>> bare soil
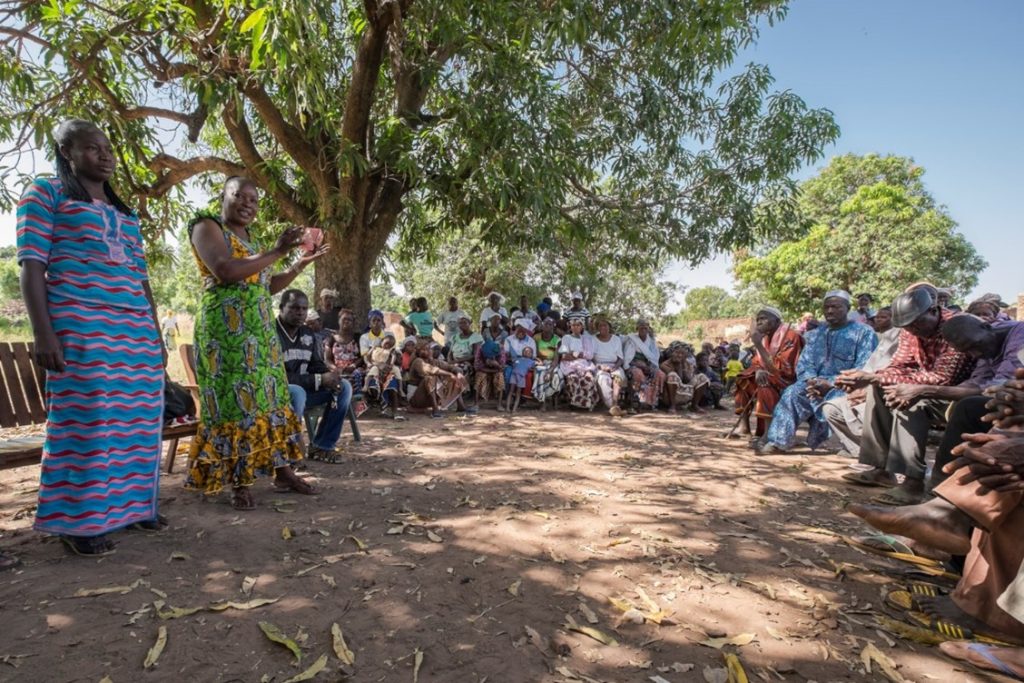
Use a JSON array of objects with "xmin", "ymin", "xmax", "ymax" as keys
[{"xmin": 0, "ymin": 407, "xmax": 1010, "ymax": 682}]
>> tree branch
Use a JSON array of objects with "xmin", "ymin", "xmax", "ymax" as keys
[
  {"xmin": 221, "ymin": 99, "xmax": 312, "ymax": 225},
  {"xmin": 142, "ymin": 153, "xmax": 246, "ymax": 197}
]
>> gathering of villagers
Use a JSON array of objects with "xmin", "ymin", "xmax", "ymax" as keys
[{"xmin": 7, "ymin": 119, "xmax": 1024, "ymax": 679}]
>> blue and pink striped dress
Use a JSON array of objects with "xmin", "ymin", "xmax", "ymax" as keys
[{"xmin": 16, "ymin": 177, "xmax": 163, "ymax": 537}]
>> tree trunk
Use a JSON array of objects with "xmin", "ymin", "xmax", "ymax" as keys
[{"xmin": 314, "ymin": 225, "xmax": 381, "ymax": 323}]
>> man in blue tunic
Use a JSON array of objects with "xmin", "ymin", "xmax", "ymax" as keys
[{"xmin": 755, "ymin": 290, "xmax": 878, "ymax": 455}]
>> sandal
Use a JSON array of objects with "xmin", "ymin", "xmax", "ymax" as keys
[
  {"xmin": 61, "ymin": 534, "xmax": 116, "ymax": 557},
  {"xmin": 231, "ymin": 488, "xmax": 256, "ymax": 511},
  {"xmin": 308, "ymin": 446, "xmax": 344, "ymax": 464},
  {"xmin": 129, "ymin": 514, "xmax": 169, "ymax": 532},
  {"xmin": 906, "ymin": 610, "xmax": 1015, "ymax": 645},
  {"xmin": 841, "ymin": 534, "xmax": 947, "ymax": 568},
  {"xmin": 0, "ymin": 550, "xmax": 21, "ymax": 570},
  {"xmin": 871, "ymin": 488, "xmax": 924, "ymax": 506},
  {"xmin": 943, "ymin": 643, "xmax": 1024, "ymax": 681},
  {"xmin": 274, "ymin": 473, "xmax": 318, "ymax": 496},
  {"xmin": 841, "ymin": 469, "xmax": 897, "ymax": 488}
]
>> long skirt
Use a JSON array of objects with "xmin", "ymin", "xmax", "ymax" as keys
[
  {"xmin": 596, "ymin": 368, "xmax": 626, "ymax": 408},
  {"xmin": 364, "ymin": 365, "xmax": 401, "ymax": 407},
  {"xmin": 628, "ymin": 367, "xmax": 665, "ymax": 407},
  {"xmin": 410, "ymin": 374, "xmax": 467, "ymax": 411},
  {"xmin": 532, "ymin": 362, "xmax": 563, "ymax": 401},
  {"xmin": 561, "ymin": 360, "xmax": 598, "ymax": 409},
  {"xmin": 34, "ymin": 298, "xmax": 164, "ymax": 536},
  {"xmin": 475, "ymin": 370, "xmax": 505, "ymax": 401}
]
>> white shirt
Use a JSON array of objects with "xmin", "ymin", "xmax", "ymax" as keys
[
  {"xmin": 592, "ymin": 335, "xmax": 624, "ymax": 365},
  {"xmin": 479, "ymin": 306, "xmax": 508, "ymax": 324},
  {"xmin": 504, "ymin": 334, "xmax": 537, "ymax": 359},
  {"xmin": 436, "ymin": 309, "xmax": 467, "ymax": 344}
]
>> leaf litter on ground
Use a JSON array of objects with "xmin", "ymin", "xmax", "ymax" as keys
[
  {"xmin": 143, "ymin": 626, "xmax": 167, "ymax": 669},
  {"xmin": 259, "ymin": 621, "xmax": 303, "ymax": 664}
]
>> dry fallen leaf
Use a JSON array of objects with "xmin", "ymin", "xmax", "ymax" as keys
[
  {"xmin": 281, "ymin": 526, "xmax": 294, "ymax": 540},
  {"xmin": 259, "ymin": 621, "xmax": 302, "ymax": 664},
  {"xmin": 143, "ymin": 626, "xmax": 167, "ymax": 669},
  {"xmin": 167, "ymin": 551, "xmax": 190, "ymax": 563},
  {"xmin": 241, "ymin": 576, "xmax": 257, "ymax": 597},
  {"xmin": 507, "ymin": 579, "xmax": 522, "ymax": 597},
  {"xmin": 860, "ymin": 642, "xmax": 907, "ymax": 683},
  {"xmin": 413, "ymin": 648, "xmax": 424, "ymax": 683},
  {"xmin": 702, "ymin": 665, "xmax": 728, "ymax": 683},
  {"xmin": 578, "ymin": 601, "xmax": 599, "ymax": 624},
  {"xmin": 764, "ymin": 626, "xmax": 786, "ymax": 641},
  {"xmin": 472, "ymin": 556, "xmax": 486, "ymax": 567},
  {"xmin": 72, "ymin": 584, "xmax": 138, "ymax": 598},
  {"xmin": 563, "ymin": 615, "xmax": 618, "ymax": 646},
  {"xmin": 320, "ymin": 574, "xmax": 337, "ymax": 589},
  {"xmin": 209, "ymin": 597, "xmax": 281, "ymax": 612},
  {"xmin": 426, "ymin": 530, "xmax": 443, "ymax": 543},
  {"xmin": 152, "ymin": 600, "xmax": 204, "ymax": 620},
  {"xmin": 723, "ymin": 653, "xmax": 749, "ymax": 683},
  {"xmin": 331, "ymin": 623, "xmax": 355, "ymax": 666},
  {"xmin": 700, "ymin": 633, "xmax": 757, "ymax": 649},
  {"xmin": 281, "ymin": 654, "xmax": 327, "ymax": 683}
]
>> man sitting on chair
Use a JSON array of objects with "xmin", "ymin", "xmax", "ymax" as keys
[{"xmin": 276, "ymin": 289, "xmax": 353, "ymax": 464}]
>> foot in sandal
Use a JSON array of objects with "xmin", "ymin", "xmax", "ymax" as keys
[
  {"xmin": 61, "ymin": 534, "xmax": 116, "ymax": 557},
  {"xmin": 847, "ymin": 497, "xmax": 971, "ymax": 556},
  {"xmin": 940, "ymin": 641, "xmax": 1024, "ymax": 680}
]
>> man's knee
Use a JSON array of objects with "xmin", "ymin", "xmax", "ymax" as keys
[{"xmin": 288, "ymin": 384, "xmax": 307, "ymax": 416}]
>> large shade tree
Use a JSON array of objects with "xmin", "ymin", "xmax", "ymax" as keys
[
  {"xmin": 1, "ymin": 0, "xmax": 839, "ymax": 317},
  {"xmin": 734, "ymin": 153, "xmax": 987, "ymax": 317}
]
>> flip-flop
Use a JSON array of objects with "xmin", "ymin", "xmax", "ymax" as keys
[
  {"xmin": 231, "ymin": 490, "xmax": 257, "ymax": 511},
  {"xmin": 841, "ymin": 534, "xmax": 946, "ymax": 568},
  {"xmin": 841, "ymin": 470, "xmax": 897, "ymax": 488},
  {"xmin": 957, "ymin": 643, "xmax": 1024, "ymax": 681},
  {"xmin": 61, "ymin": 535, "xmax": 116, "ymax": 557},
  {"xmin": 871, "ymin": 489, "xmax": 925, "ymax": 506},
  {"xmin": 307, "ymin": 447, "xmax": 344, "ymax": 464},
  {"xmin": 878, "ymin": 564, "xmax": 962, "ymax": 584},
  {"xmin": 906, "ymin": 610, "xmax": 1015, "ymax": 645}
]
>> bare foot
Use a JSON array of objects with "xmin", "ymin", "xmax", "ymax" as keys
[
  {"xmin": 940, "ymin": 641, "xmax": 1024, "ymax": 678},
  {"xmin": 847, "ymin": 498, "xmax": 971, "ymax": 555}
]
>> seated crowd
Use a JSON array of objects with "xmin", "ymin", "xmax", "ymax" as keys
[{"xmin": 293, "ymin": 289, "xmax": 739, "ymax": 425}]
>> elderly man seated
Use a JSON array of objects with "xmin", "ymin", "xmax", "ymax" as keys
[
  {"xmin": 733, "ymin": 306, "xmax": 804, "ymax": 439},
  {"xmin": 276, "ymin": 289, "xmax": 353, "ymax": 464},
  {"xmin": 838, "ymin": 285, "xmax": 974, "ymax": 504},
  {"xmin": 822, "ymin": 306, "xmax": 902, "ymax": 457},
  {"xmin": 755, "ymin": 291, "xmax": 878, "ymax": 455}
]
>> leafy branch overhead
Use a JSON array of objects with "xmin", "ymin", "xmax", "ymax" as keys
[{"xmin": 0, "ymin": 0, "xmax": 838, "ymax": 314}]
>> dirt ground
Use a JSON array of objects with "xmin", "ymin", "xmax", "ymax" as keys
[{"xmin": 0, "ymin": 406, "xmax": 1012, "ymax": 683}]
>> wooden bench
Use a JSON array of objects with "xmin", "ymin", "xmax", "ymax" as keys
[{"xmin": 0, "ymin": 341, "xmax": 198, "ymax": 472}]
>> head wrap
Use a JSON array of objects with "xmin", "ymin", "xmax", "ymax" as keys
[
  {"xmin": 401, "ymin": 337, "xmax": 416, "ymax": 349},
  {"xmin": 319, "ymin": 288, "xmax": 339, "ymax": 299},
  {"xmin": 383, "ymin": 330, "xmax": 395, "ymax": 338},
  {"xmin": 757, "ymin": 306, "xmax": 784, "ymax": 322},
  {"xmin": 515, "ymin": 317, "xmax": 536, "ymax": 332},
  {"xmin": 457, "ymin": 311, "xmax": 472, "ymax": 322},
  {"xmin": 486, "ymin": 291, "xmax": 505, "ymax": 303},
  {"xmin": 368, "ymin": 308, "xmax": 384, "ymax": 321},
  {"xmin": 571, "ymin": 291, "xmax": 584, "ymax": 301},
  {"xmin": 306, "ymin": 310, "xmax": 320, "ymax": 321},
  {"xmin": 537, "ymin": 302, "xmax": 551, "ymax": 315},
  {"xmin": 824, "ymin": 290, "xmax": 852, "ymax": 303},
  {"xmin": 481, "ymin": 340, "xmax": 501, "ymax": 360}
]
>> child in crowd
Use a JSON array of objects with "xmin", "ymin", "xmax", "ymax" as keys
[
  {"xmin": 401, "ymin": 297, "xmax": 436, "ymax": 342},
  {"xmin": 364, "ymin": 332, "xmax": 403, "ymax": 416},
  {"xmin": 506, "ymin": 346, "xmax": 536, "ymax": 413},
  {"xmin": 724, "ymin": 348, "xmax": 743, "ymax": 393}
]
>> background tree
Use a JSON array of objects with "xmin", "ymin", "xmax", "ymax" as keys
[
  {"xmin": 1, "ymin": 0, "xmax": 838, "ymax": 319},
  {"xmin": 734, "ymin": 154, "xmax": 986, "ymax": 318}
]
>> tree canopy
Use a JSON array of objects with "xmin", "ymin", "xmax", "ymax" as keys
[
  {"xmin": 734, "ymin": 153, "xmax": 987, "ymax": 317},
  {"xmin": 1, "ymin": 0, "xmax": 839, "ymax": 318}
]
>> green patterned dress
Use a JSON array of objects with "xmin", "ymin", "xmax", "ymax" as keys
[{"xmin": 184, "ymin": 215, "xmax": 304, "ymax": 494}]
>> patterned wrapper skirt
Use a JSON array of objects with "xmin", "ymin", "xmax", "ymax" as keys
[{"xmin": 34, "ymin": 298, "xmax": 164, "ymax": 537}]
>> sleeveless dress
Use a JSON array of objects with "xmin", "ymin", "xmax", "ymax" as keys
[
  {"xmin": 16, "ymin": 177, "xmax": 164, "ymax": 536},
  {"xmin": 183, "ymin": 215, "xmax": 304, "ymax": 494}
]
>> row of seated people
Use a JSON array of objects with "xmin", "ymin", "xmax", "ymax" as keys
[{"xmin": 733, "ymin": 283, "xmax": 1024, "ymax": 672}]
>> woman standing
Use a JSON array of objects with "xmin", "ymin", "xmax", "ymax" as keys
[
  {"xmin": 18, "ymin": 120, "xmax": 165, "ymax": 555},
  {"xmin": 185, "ymin": 176, "xmax": 326, "ymax": 510},
  {"xmin": 592, "ymin": 317, "xmax": 626, "ymax": 416}
]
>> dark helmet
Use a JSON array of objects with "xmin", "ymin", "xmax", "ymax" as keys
[{"xmin": 892, "ymin": 287, "xmax": 935, "ymax": 328}]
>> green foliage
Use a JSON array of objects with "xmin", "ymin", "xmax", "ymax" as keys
[
  {"xmin": 146, "ymin": 237, "xmax": 201, "ymax": 315},
  {"xmin": 670, "ymin": 285, "xmax": 759, "ymax": 327},
  {"xmin": 0, "ymin": 258, "xmax": 21, "ymax": 301},
  {"xmin": 388, "ymin": 225, "xmax": 678, "ymax": 330},
  {"xmin": 735, "ymin": 154, "xmax": 987, "ymax": 318},
  {"xmin": 0, "ymin": 0, "xmax": 839, "ymax": 317}
]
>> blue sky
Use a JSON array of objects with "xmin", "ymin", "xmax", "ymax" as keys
[{"xmin": 669, "ymin": 0, "xmax": 1024, "ymax": 310}]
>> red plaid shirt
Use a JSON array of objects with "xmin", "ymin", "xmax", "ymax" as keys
[{"xmin": 875, "ymin": 309, "xmax": 974, "ymax": 386}]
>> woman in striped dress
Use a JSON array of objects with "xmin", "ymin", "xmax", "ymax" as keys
[{"xmin": 17, "ymin": 120, "xmax": 166, "ymax": 556}]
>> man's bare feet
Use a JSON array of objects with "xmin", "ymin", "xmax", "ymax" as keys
[
  {"xmin": 940, "ymin": 641, "xmax": 1024, "ymax": 679},
  {"xmin": 847, "ymin": 497, "xmax": 972, "ymax": 555}
]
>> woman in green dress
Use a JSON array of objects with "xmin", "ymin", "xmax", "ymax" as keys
[{"xmin": 185, "ymin": 176, "xmax": 328, "ymax": 510}]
